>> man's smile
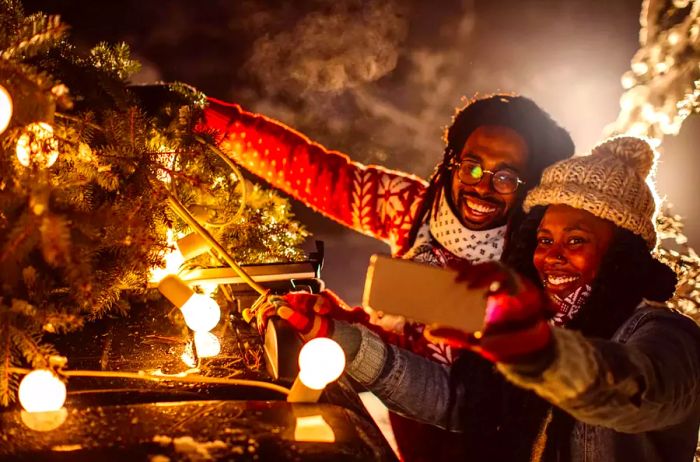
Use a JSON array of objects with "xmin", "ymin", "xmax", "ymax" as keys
[{"xmin": 460, "ymin": 195, "xmax": 502, "ymax": 223}]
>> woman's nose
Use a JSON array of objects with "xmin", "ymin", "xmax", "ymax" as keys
[{"xmin": 544, "ymin": 244, "xmax": 566, "ymax": 264}]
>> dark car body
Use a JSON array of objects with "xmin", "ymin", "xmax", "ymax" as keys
[{"xmin": 0, "ymin": 259, "xmax": 397, "ymax": 461}]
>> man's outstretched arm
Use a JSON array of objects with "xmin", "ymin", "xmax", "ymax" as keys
[{"xmin": 199, "ymin": 98, "xmax": 428, "ymax": 254}]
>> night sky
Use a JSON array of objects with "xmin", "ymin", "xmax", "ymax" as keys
[{"xmin": 23, "ymin": 0, "xmax": 700, "ymax": 304}]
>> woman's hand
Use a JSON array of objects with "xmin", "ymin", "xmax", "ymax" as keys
[{"xmin": 427, "ymin": 261, "xmax": 555, "ymax": 364}]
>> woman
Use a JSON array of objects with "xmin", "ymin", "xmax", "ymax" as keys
[{"xmin": 268, "ymin": 136, "xmax": 700, "ymax": 461}]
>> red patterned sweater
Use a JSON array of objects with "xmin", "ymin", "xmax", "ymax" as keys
[{"xmin": 200, "ymin": 98, "xmax": 428, "ymax": 256}]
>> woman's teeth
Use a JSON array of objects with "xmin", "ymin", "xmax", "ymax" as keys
[{"xmin": 547, "ymin": 275, "xmax": 578, "ymax": 286}]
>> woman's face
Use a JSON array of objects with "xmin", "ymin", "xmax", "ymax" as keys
[{"xmin": 533, "ymin": 204, "xmax": 616, "ymax": 302}]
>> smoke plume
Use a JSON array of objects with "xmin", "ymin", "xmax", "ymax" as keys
[{"xmin": 246, "ymin": 0, "xmax": 407, "ymax": 94}]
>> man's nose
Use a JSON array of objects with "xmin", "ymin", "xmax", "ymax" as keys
[{"xmin": 473, "ymin": 172, "xmax": 495, "ymax": 196}]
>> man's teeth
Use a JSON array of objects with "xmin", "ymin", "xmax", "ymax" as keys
[
  {"xmin": 547, "ymin": 275, "xmax": 578, "ymax": 285},
  {"xmin": 466, "ymin": 199, "xmax": 496, "ymax": 214}
]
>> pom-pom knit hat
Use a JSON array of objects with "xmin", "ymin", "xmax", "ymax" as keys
[{"xmin": 523, "ymin": 136, "xmax": 659, "ymax": 249}]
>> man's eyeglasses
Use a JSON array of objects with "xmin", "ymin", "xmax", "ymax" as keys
[{"xmin": 449, "ymin": 158, "xmax": 525, "ymax": 194}]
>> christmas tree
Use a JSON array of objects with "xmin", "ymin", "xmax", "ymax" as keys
[{"xmin": 0, "ymin": 0, "xmax": 307, "ymax": 405}]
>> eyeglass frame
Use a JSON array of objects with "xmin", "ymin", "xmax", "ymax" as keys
[{"xmin": 447, "ymin": 157, "xmax": 526, "ymax": 194}]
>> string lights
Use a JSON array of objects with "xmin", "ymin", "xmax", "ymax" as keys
[
  {"xmin": 288, "ymin": 338, "xmax": 346, "ymax": 403},
  {"xmin": 15, "ymin": 122, "xmax": 59, "ymax": 168},
  {"xmin": 18, "ymin": 369, "xmax": 66, "ymax": 413},
  {"xmin": 158, "ymin": 274, "xmax": 221, "ymax": 332},
  {"xmin": 0, "ymin": 84, "xmax": 13, "ymax": 134}
]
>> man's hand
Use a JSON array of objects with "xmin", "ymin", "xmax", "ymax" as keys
[{"xmin": 247, "ymin": 290, "xmax": 352, "ymax": 341}]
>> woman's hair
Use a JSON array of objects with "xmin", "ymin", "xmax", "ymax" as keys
[{"xmin": 402, "ymin": 95, "xmax": 574, "ymax": 254}]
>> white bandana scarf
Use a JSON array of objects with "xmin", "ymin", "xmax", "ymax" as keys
[
  {"xmin": 425, "ymin": 193, "xmax": 507, "ymax": 264},
  {"xmin": 551, "ymin": 284, "xmax": 592, "ymax": 326}
]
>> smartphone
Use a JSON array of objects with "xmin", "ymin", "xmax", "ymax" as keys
[{"xmin": 362, "ymin": 254, "xmax": 488, "ymax": 333}]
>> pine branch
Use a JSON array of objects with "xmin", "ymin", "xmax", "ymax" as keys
[
  {"xmin": 0, "ymin": 210, "xmax": 39, "ymax": 266},
  {"xmin": 40, "ymin": 213, "xmax": 72, "ymax": 267},
  {"xmin": 656, "ymin": 210, "xmax": 700, "ymax": 323},
  {"xmin": 9, "ymin": 322, "xmax": 54, "ymax": 368},
  {"xmin": 1, "ymin": 13, "xmax": 68, "ymax": 60},
  {"xmin": 88, "ymin": 42, "xmax": 140, "ymax": 81}
]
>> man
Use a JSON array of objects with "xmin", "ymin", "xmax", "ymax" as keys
[{"xmin": 199, "ymin": 94, "xmax": 574, "ymax": 460}]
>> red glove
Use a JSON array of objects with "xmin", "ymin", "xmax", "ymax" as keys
[
  {"xmin": 247, "ymin": 290, "xmax": 357, "ymax": 341},
  {"xmin": 426, "ymin": 261, "xmax": 554, "ymax": 364}
]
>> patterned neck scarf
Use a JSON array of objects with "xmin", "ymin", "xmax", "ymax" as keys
[
  {"xmin": 550, "ymin": 284, "xmax": 592, "ymax": 326},
  {"xmin": 426, "ymin": 193, "xmax": 507, "ymax": 264}
]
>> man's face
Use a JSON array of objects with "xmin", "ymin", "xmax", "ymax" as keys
[
  {"xmin": 449, "ymin": 125, "xmax": 529, "ymax": 230},
  {"xmin": 533, "ymin": 204, "xmax": 615, "ymax": 303}
]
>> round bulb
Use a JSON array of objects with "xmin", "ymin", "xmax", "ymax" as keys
[
  {"xmin": 18, "ymin": 369, "xmax": 66, "ymax": 413},
  {"xmin": 180, "ymin": 294, "xmax": 221, "ymax": 332},
  {"xmin": 194, "ymin": 331, "xmax": 221, "ymax": 358},
  {"xmin": 0, "ymin": 85, "xmax": 12, "ymax": 134},
  {"xmin": 16, "ymin": 122, "xmax": 59, "ymax": 168},
  {"xmin": 297, "ymin": 338, "xmax": 346, "ymax": 390}
]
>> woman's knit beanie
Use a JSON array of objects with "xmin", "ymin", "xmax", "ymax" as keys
[{"xmin": 523, "ymin": 136, "xmax": 659, "ymax": 249}]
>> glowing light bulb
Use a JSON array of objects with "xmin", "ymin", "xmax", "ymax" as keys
[
  {"xmin": 19, "ymin": 369, "xmax": 66, "ymax": 413},
  {"xmin": 620, "ymin": 71, "xmax": 636, "ymax": 90},
  {"xmin": 667, "ymin": 30, "xmax": 681, "ymax": 46},
  {"xmin": 16, "ymin": 122, "xmax": 59, "ymax": 168},
  {"xmin": 631, "ymin": 61, "xmax": 649, "ymax": 76},
  {"xmin": 194, "ymin": 331, "xmax": 221, "ymax": 358},
  {"xmin": 158, "ymin": 275, "xmax": 221, "ymax": 332},
  {"xmin": 180, "ymin": 294, "xmax": 221, "ymax": 332},
  {"xmin": 297, "ymin": 338, "xmax": 346, "ymax": 390},
  {"xmin": 655, "ymin": 61, "xmax": 669, "ymax": 74},
  {"xmin": 0, "ymin": 84, "xmax": 12, "ymax": 134}
]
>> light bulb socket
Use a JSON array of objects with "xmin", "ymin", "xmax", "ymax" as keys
[
  {"xmin": 176, "ymin": 233, "xmax": 211, "ymax": 260},
  {"xmin": 287, "ymin": 376, "xmax": 323, "ymax": 403},
  {"xmin": 158, "ymin": 274, "xmax": 194, "ymax": 308}
]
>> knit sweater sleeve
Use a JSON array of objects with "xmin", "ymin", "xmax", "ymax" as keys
[
  {"xmin": 498, "ymin": 309, "xmax": 700, "ymax": 433},
  {"xmin": 198, "ymin": 97, "xmax": 428, "ymax": 253},
  {"xmin": 332, "ymin": 321, "xmax": 465, "ymax": 430}
]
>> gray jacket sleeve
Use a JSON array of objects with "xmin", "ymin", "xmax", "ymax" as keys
[
  {"xmin": 498, "ymin": 308, "xmax": 700, "ymax": 433},
  {"xmin": 332, "ymin": 321, "xmax": 464, "ymax": 430}
]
